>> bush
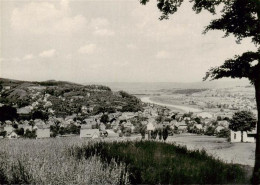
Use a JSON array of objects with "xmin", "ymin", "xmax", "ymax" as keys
[
  {"xmin": 15, "ymin": 128, "xmax": 24, "ymax": 136},
  {"xmin": 0, "ymin": 131, "xmax": 7, "ymax": 137},
  {"xmin": 24, "ymin": 129, "xmax": 36, "ymax": 139},
  {"xmin": 217, "ymin": 128, "xmax": 230, "ymax": 138},
  {"xmin": 205, "ymin": 126, "xmax": 216, "ymax": 136}
]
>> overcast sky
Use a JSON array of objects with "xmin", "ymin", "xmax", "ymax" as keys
[{"xmin": 0, "ymin": 0, "xmax": 257, "ymax": 83}]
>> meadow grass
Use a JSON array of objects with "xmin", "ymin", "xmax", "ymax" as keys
[
  {"xmin": 0, "ymin": 137, "xmax": 250, "ymax": 184},
  {"xmin": 0, "ymin": 137, "xmax": 129, "ymax": 184},
  {"xmin": 69, "ymin": 140, "xmax": 249, "ymax": 184}
]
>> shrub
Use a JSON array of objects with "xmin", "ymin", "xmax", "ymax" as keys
[
  {"xmin": 24, "ymin": 129, "xmax": 36, "ymax": 139},
  {"xmin": 217, "ymin": 128, "xmax": 230, "ymax": 138},
  {"xmin": 15, "ymin": 128, "xmax": 25, "ymax": 136},
  {"xmin": 205, "ymin": 126, "xmax": 216, "ymax": 136},
  {"xmin": 0, "ymin": 131, "xmax": 7, "ymax": 137}
]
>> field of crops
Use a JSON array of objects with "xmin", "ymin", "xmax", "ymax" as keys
[{"xmin": 0, "ymin": 137, "xmax": 128, "ymax": 184}]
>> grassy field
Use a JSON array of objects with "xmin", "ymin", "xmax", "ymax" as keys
[
  {"xmin": 69, "ymin": 140, "xmax": 249, "ymax": 184},
  {"xmin": 0, "ymin": 137, "xmax": 252, "ymax": 184},
  {"xmin": 0, "ymin": 138, "xmax": 128, "ymax": 184},
  {"xmin": 167, "ymin": 134, "xmax": 255, "ymax": 167}
]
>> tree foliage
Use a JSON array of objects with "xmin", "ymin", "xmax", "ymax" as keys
[
  {"xmin": 100, "ymin": 114, "xmax": 109, "ymax": 124},
  {"xmin": 32, "ymin": 110, "xmax": 49, "ymax": 121},
  {"xmin": 0, "ymin": 105, "xmax": 18, "ymax": 122},
  {"xmin": 162, "ymin": 126, "xmax": 169, "ymax": 141},
  {"xmin": 229, "ymin": 110, "xmax": 257, "ymax": 132}
]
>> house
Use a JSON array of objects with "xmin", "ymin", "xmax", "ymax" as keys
[
  {"xmin": 218, "ymin": 120, "xmax": 229, "ymax": 128},
  {"xmin": 34, "ymin": 119, "xmax": 45, "ymax": 126},
  {"xmin": 7, "ymin": 131, "xmax": 18, "ymax": 139},
  {"xmin": 18, "ymin": 124, "xmax": 32, "ymax": 131},
  {"xmin": 17, "ymin": 106, "xmax": 32, "ymax": 115},
  {"xmin": 5, "ymin": 120, "xmax": 12, "ymax": 125},
  {"xmin": 197, "ymin": 112, "xmax": 213, "ymax": 119},
  {"xmin": 175, "ymin": 121, "xmax": 188, "ymax": 133},
  {"xmin": 4, "ymin": 125, "xmax": 13, "ymax": 135},
  {"xmin": 84, "ymin": 118, "xmax": 95, "ymax": 125},
  {"xmin": 194, "ymin": 124, "xmax": 203, "ymax": 130},
  {"xmin": 215, "ymin": 126, "xmax": 225, "ymax": 133},
  {"xmin": 36, "ymin": 125, "xmax": 50, "ymax": 139},
  {"xmin": 124, "ymin": 121, "xmax": 133, "ymax": 128},
  {"xmin": 147, "ymin": 122, "xmax": 155, "ymax": 131},
  {"xmin": 230, "ymin": 130, "xmax": 256, "ymax": 143},
  {"xmin": 3, "ymin": 86, "xmax": 11, "ymax": 90},
  {"xmin": 99, "ymin": 123, "xmax": 106, "ymax": 131},
  {"xmin": 80, "ymin": 128, "xmax": 99, "ymax": 138}
]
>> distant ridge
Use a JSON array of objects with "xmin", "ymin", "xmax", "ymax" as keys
[
  {"xmin": 85, "ymin": 79, "xmax": 251, "ymax": 93},
  {"xmin": 0, "ymin": 78, "xmax": 82, "ymax": 87}
]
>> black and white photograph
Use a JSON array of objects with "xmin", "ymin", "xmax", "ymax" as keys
[{"xmin": 0, "ymin": 0, "xmax": 260, "ymax": 184}]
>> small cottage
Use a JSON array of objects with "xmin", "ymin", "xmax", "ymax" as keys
[
  {"xmin": 36, "ymin": 125, "xmax": 50, "ymax": 139},
  {"xmin": 230, "ymin": 130, "xmax": 256, "ymax": 143},
  {"xmin": 4, "ymin": 125, "xmax": 13, "ymax": 135},
  {"xmin": 80, "ymin": 128, "xmax": 99, "ymax": 139},
  {"xmin": 7, "ymin": 131, "xmax": 18, "ymax": 139},
  {"xmin": 197, "ymin": 112, "xmax": 213, "ymax": 119},
  {"xmin": 146, "ymin": 122, "xmax": 155, "ymax": 131},
  {"xmin": 175, "ymin": 121, "xmax": 188, "ymax": 133}
]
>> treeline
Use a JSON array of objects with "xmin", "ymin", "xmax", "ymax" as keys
[{"xmin": 0, "ymin": 105, "xmax": 48, "ymax": 122}]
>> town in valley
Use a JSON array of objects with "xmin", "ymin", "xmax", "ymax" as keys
[{"xmin": 0, "ymin": 78, "xmax": 256, "ymax": 145}]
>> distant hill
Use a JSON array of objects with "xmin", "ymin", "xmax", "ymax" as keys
[
  {"xmin": 0, "ymin": 78, "xmax": 143, "ymax": 119},
  {"xmin": 89, "ymin": 79, "xmax": 251, "ymax": 94}
]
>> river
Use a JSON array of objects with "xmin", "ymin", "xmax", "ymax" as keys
[{"xmin": 141, "ymin": 97, "xmax": 201, "ymax": 113}]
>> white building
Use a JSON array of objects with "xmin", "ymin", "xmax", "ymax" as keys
[
  {"xmin": 36, "ymin": 125, "xmax": 50, "ymax": 139},
  {"xmin": 80, "ymin": 128, "xmax": 99, "ymax": 139},
  {"xmin": 230, "ymin": 130, "xmax": 256, "ymax": 143}
]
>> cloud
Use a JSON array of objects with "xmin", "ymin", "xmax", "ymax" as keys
[
  {"xmin": 90, "ymin": 18, "xmax": 110, "ymax": 28},
  {"xmin": 127, "ymin": 44, "xmax": 137, "ymax": 49},
  {"xmin": 39, "ymin": 49, "xmax": 56, "ymax": 58},
  {"xmin": 155, "ymin": 50, "xmax": 171, "ymax": 59},
  {"xmin": 78, "ymin": 44, "xmax": 96, "ymax": 54},
  {"xmin": 90, "ymin": 17, "xmax": 114, "ymax": 37},
  {"xmin": 11, "ymin": 0, "xmax": 87, "ymax": 35},
  {"xmin": 93, "ymin": 29, "xmax": 114, "ymax": 36},
  {"xmin": 0, "ymin": 57, "xmax": 21, "ymax": 62},
  {"xmin": 113, "ymin": 61, "xmax": 129, "ymax": 67},
  {"xmin": 23, "ymin": 54, "xmax": 34, "ymax": 60}
]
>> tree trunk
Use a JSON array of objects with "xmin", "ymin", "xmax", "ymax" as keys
[
  {"xmin": 241, "ymin": 131, "xmax": 243, "ymax": 142},
  {"xmin": 252, "ymin": 67, "xmax": 260, "ymax": 184}
]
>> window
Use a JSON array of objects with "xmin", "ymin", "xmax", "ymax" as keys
[{"xmin": 234, "ymin": 133, "xmax": 236, "ymax": 140}]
